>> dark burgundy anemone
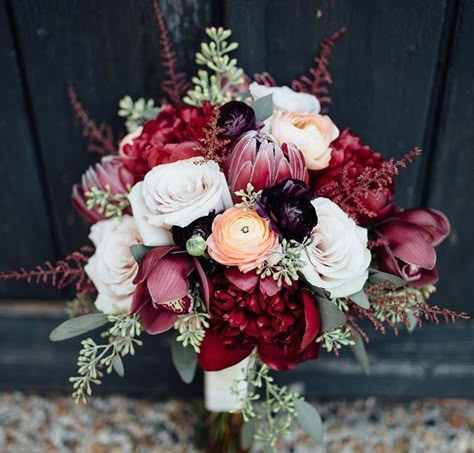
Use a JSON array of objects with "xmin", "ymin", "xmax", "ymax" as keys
[
  {"xmin": 171, "ymin": 212, "xmax": 216, "ymax": 249},
  {"xmin": 257, "ymin": 178, "xmax": 318, "ymax": 242},
  {"xmin": 217, "ymin": 100, "xmax": 256, "ymax": 138}
]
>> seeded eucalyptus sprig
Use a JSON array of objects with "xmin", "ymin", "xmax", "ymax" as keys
[
  {"xmin": 317, "ymin": 325, "xmax": 355, "ymax": 354},
  {"xmin": 118, "ymin": 96, "xmax": 161, "ymax": 133},
  {"xmin": 85, "ymin": 184, "xmax": 131, "ymax": 218}
]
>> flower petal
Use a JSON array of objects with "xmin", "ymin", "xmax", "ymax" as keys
[
  {"xmin": 133, "ymin": 246, "xmax": 176, "ymax": 285},
  {"xmin": 300, "ymin": 291, "xmax": 321, "ymax": 350},
  {"xmin": 140, "ymin": 303, "xmax": 178, "ymax": 334},
  {"xmin": 225, "ymin": 267, "xmax": 259, "ymax": 293}
]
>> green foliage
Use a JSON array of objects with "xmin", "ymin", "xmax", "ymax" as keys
[
  {"xmin": 65, "ymin": 293, "xmax": 96, "ymax": 318},
  {"xmin": 258, "ymin": 238, "xmax": 311, "ymax": 287},
  {"xmin": 69, "ymin": 313, "xmax": 142, "ymax": 404},
  {"xmin": 118, "ymin": 96, "xmax": 161, "ymax": 133},
  {"xmin": 49, "ymin": 313, "xmax": 109, "ymax": 342},
  {"xmin": 234, "ymin": 183, "xmax": 262, "ymax": 209},
  {"xmin": 232, "ymin": 358, "xmax": 300, "ymax": 450},
  {"xmin": 251, "ymin": 94, "xmax": 273, "ymax": 121},
  {"xmin": 171, "ymin": 339, "xmax": 198, "ymax": 384},
  {"xmin": 184, "ymin": 27, "xmax": 244, "ymax": 106},
  {"xmin": 85, "ymin": 184, "xmax": 131, "ymax": 218},
  {"xmin": 317, "ymin": 325, "xmax": 355, "ymax": 353}
]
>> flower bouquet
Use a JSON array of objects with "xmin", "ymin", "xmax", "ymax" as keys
[{"xmin": 2, "ymin": 2, "xmax": 468, "ymax": 451}]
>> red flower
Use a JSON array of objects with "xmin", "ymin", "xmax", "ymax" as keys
[
  {"xmin": 120, "ymin": 103, "xmax": 214, "ymax": 180},
  {"xmin": 312, "ymin": 129, "xmax": 395, "ymax": 223},
  {"xmin": 225, "ymin": 131, "xmax": 308, "ymax": 201},
  {"xmin": 375, "ymin": 208, "xmax": 450, "ymax": 286},
  {"xmin": 130, "ymin": 246, "xmax": 209, "ymax": 334},
  {"xmin": 198, "ymin": 269, "xmax": 321, "ymax": 371},
  {"xmin": 72, "ymin": 156, "xmax": 134, "ymax": 223}
]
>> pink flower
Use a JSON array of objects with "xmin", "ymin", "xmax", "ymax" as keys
[
  {"xmin": 130, "ymin": 246, "xmax": 209, "ymax": 334},
  {"xmin": 225, "ymin": 131, "xmax": 308, "ymax": 200},
  {"xmin": 375, "ymin": 208, "xmax": 450, "ymax": 286},
  {"xmin": 72, "ymin": 156, "xmax": 135, "ymax": 223}
]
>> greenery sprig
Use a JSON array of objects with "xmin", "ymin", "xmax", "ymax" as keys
[
  {"xmin": 70, "ymin": 313, "xmax": 142, "ymax": 404},
  {"xmin": 184, "ymin": 27, "xmax": 244, "ymax": 106},
  {"xmin": 85, "ymin": 184, "xmax": 131, "ymax": 218},
  {"xmin": 317, "ymin": 325, "xmax": 355, "ymax": 354},
  {"xmin": 235, "ymin": 183, "xmax": 262, "ymax": 209},
  {"xmin": 118, "ymin": 96, "xmax": 161, "ymax": 133}
]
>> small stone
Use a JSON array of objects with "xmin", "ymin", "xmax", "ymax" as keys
[
  {"xmin": 393, "ymin": 437, "xmax": 410, "ymax": 453},
  {"xmin": 446, "ymin": 411, "xmax": 466, "ymax": 428}
]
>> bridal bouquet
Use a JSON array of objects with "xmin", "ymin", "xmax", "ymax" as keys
[{"xmin": 2, "ymin": 2, "xmax": 467, "ymax": 450}]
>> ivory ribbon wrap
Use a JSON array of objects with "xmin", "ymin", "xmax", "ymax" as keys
[{"xmin": 204, "ymin": 357, "xmax": 251, "ymax": 412}]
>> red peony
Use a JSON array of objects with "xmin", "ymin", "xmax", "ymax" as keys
[
  {"xmin": 374, "ymin": 208, "xmax": 450, "ymax": 286},
  {"xmin": 72, "ymin": 155, "xmax": 134, "ymax": 223},
  {"xmin": 198, "ymin": 269, "xmax": 321, "ymax": 371},
  {"xmin": 119, "ymin": 103, "xmax": 214, "ymax": 180},
  {"xmin": 312, "ymin": 129, "xmax": 395, "ymax": 223}
]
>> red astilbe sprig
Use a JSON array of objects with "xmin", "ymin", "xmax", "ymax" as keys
[
  {"xmin": 0, "ymin": 247, "xmax": 94, "ymax": 293},
  {"xmin": 318, "ymin": 147, "xmax": 422, "ymax": 223},
  {"xmin": 68, "ymin": 84, "xmax": 117, "ymax": 155},
  {"xmin": 291, "ymin": 28, "xmax": 346, "ymax": 113},
  {"xmin": 152, "ymin": 0, "xmax": 190, "ymax": 107},
  {"xmin": 196, "ymin": 107, "xmax": 230, "ymax": 163}
]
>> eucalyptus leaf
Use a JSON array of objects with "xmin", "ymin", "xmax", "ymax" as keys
[
  {"xmin": 49, "ymin": 313, "xmax": 109, "ymax": 342},
  {"xmin": 171, "ymin": 340, "xmax": 197, "ymax": 384},
  {"xmin": 112, "ymin": 355, "xmax": 125, "ymax": 377},
  {"xmin": 130, "ymin": 244, "xmax": 154, "ymax": 264},
  {"xmin": 314, "ymin": 293, "xmax": 347, "ymax": 331},
  {"xmin": 369, "ymin": 269, "xmax": 407, "ymax": 288},
  {"xmin": 350, "ymin": 331, "xmax": 370, "ymax": 375},
  {"xmin": 251, "ymin": 94, "xmax": 273, "ymax": 121},
  {"xmin": 294, "ymin": 399, "xmax": 323, "ymax": 443},
  {"xmin": 240, "ymin": 418, "xmax": 256, "ymax": 450},
  {"xmin": 349, "ymin": 289, "xmax": 370, "ymax": 309}
]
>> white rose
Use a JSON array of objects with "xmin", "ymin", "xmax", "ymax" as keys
[
  {"xmin": 301, "ymin": 198, "xmax": 371, "ymax": 298},
  {"xmin": 249, "ymin": 82, "xmax": 321, "ymax": 114},
  {"xmin": 128, "ymin": 157, "xmax": 233, "ymax": 246},
  {"xmin": 85, "ymin": 216, "xmax": 141, "ymax": 314}
]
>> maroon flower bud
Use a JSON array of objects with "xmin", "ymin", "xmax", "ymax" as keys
[{"xmin": 217, "ymin": 101, "xmax": 256, "ymax": 138}]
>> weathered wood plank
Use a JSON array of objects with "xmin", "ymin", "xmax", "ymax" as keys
[
  {"xmin": 0, "ymin": 306, "xmax": 472, "ymax": 397},
  {"xmin": 7, "ymin": 0, "xmax": 218, "ymax": 255},
  {"xmin": 424, "ymin": 0, "xmax": 474, "ymax": 313},
  {"xmin": 0, "ymin": 0, "xmax": 57, "ymax": 299},
  {"xmin": 223, "ymin": 0, "xmax": 451, "ymax": 207}
]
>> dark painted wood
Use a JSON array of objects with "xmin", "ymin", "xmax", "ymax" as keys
[
  {"xmin": 424, "ymin": 0, "xmax": 474, "ymax": 313},
  {"xmin": 7, "ymin": 0, "xmax": 217, "ymax": 256},
  {"xmin": 0, "ymin": 0, "xmax": 57, "ymax": 299},
  {"xmin": 223, "ymin": 0, "xmax": 450, "ymax": 207},
  {"xmin": 0, "ymin": 306, "xmax": 472, "ymax": 398}
]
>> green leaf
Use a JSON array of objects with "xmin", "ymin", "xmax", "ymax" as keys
[
  {"xmin": 171, "ymin": 339, "xmax": 197, "ymax": 384},
  {"xmin": 294, "ymin": 399, "xmax": 323, "ymax": 443},
  {"xmin": 349, "ymin": 289, "xmax": 370, "ymax": 309},
  {"xmin": 406, "ymin": 309, "xmax": 418, "ymax": 333},
  {"xmin": 49, "ymin": 313, "xmax": 109, "ymax": 342},
  {"xmin": 369, "ymin": 269, "xmax": 407, "ymax": 288},
  {"xmin": 314, "ymin": 293, "xmax": 347, "ymax": 331},
  {"xmin": 130, "ymin": 244, "xmax": 154, "ymax": 264},
  {"xmin": 112, "ymin": 355, "xmax": 124, "ymax": 377},
  {"xmin": 251, "ymin": 94, "xmax": 273, "ymax": 121},
  {"xmin": 240, "ymin": 418, "xmax": 256, "ymax": 450},
  {"xmin": 350, "ymin": 331, "xmax": 370, "ymax": 375}
]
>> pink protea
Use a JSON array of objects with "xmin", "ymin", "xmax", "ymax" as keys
[
  {"xmin": 225, "ymin": 131, "xmax": 308, "ymax": 200},
  {"xmin": 72, "ymin": 156, "xmax": 135, "ymax": 223}
]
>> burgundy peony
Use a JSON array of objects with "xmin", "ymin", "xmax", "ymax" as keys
[
  {"xmin": 225, "ymin": 131, "xmax": 308, "ymax": 200},
  {"xmin": 119, "ymin": 103, "xmax": 214, "ymax": 180},
  {"xmin": 217, "ymin": 100, "xmax": 256, "ymax": 138},
  {"xmin": 374, "ymin": 208, "xmax": 450, "ymax": 286},
  {"xmin": 130, "ymin": 246, "xmax": 209, "ymax": 334},
  {"xmin": 198, "ymin": 269, "xmax": 321, "ymax": 371},
  {"xmin": 312, "ymin": 129, "xmax": 395, "ymax": 223},
  {"xmin": 257, "ymin": 178, "xmax": 318, "ymax": 242},
  {"xmin": 72, "ymin": 155, "xmax": 134, "ymax": 223}
]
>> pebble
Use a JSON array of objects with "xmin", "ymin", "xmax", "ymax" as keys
[{"xmin": 0, "ymin": 393, "xmax": 473, "ymax": 452}]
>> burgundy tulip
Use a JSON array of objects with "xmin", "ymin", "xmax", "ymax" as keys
[
  {"xmin": 225, "ymin": 131, "xmax": 308, "ymax": 200},
  {"xmin": 72, "ymin": 155, "xmax": 134, "ymax": 223},
  {"xmin": 130, "ymin": 246, "xmax": 209, "ymax": 334},
  {"xmin": 375, "ymin": 208, "xmax": 450, "ymax": 286}
]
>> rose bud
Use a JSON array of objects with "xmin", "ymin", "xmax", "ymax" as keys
[
  {"xmin": 217, "ymin": 100, "xmax": 256, "ymax": 138},
  {"xmin": 186, "ymin": 235, "xmax": 208, "ymax": 257},
  {"xmin": 257, "ymin": 178, "xmax": 318, "ymax": 243},
  {"xmin": 374, "ymin": 208, "xmax": 450, "ymax": 286}
]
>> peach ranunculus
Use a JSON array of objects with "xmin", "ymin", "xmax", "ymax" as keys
[
  {"xmin": 207, "ymin": 207, "xmax": 279, "ymax": 273},
  {"xmin": 271, "ymin": 111, "xmax": 339, "ymax": 171}
]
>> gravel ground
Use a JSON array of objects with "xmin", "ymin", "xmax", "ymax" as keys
[{"xmin": 0, "ymin": 392, "xmax": 473, "ymax": 452}]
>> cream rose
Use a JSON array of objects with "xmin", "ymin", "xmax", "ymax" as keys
[
  {"xmin": 301, "ymin": 198, "xmax": 371, "ymax": 298},
  {"xmin": 128, "ymin": 157, "xmax": 233, "ymax": 246},
  {"xmin": 271, "ymin": 111, "xmax": 339, "ymax": 170},
  {"xmin": 85, "ymin": 216, "xmax": 141, "ymax": 314},
  {"xmin": 249, "ymin": 82, "xmax": 321, "ymax": 114}
]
